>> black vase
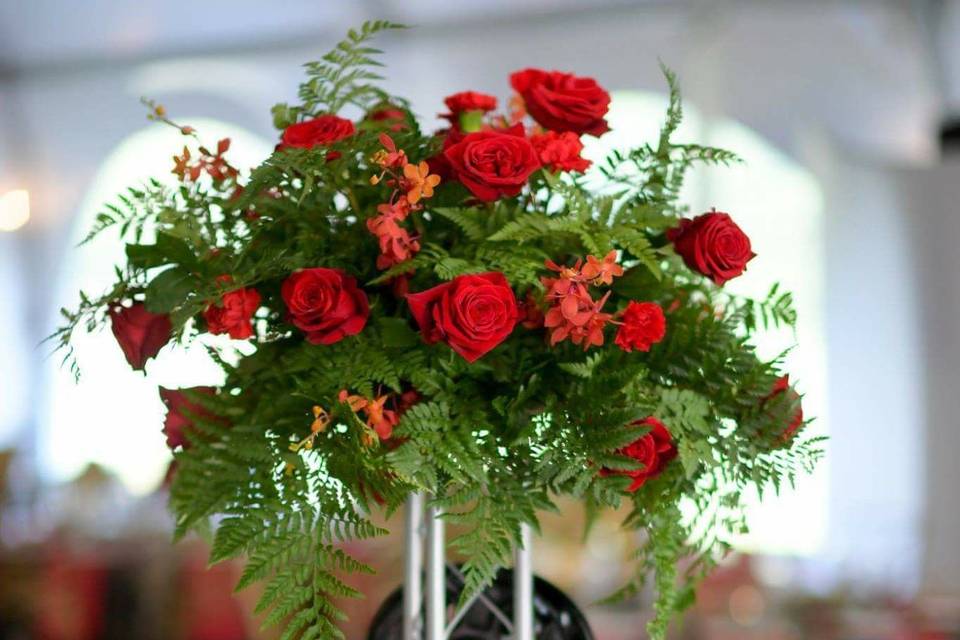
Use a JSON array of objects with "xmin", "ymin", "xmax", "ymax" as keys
[{"xmin": 367, "ymin": 566, "xmax": 595, "ymax": 639}]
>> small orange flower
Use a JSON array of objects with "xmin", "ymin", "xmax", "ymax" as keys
[
  {"xmin": 338, "ymin": 389, "xmax": 368, "ymax": 412},
  {"xmin": 508, "ymin": 94, "xmax": 526, "ymax": 124},
  {"xmin": 371, "ymin": 133, "xmax": 407, "ymax": 176},
  {"xmin": 581, "ymin": 251, "xmax": 624, "ymax": 285},
  {"xmin": 310, "ymin": 405, "xmax": 330, "ymax": 433},
  {"xmin": 339, "ymin": 389, "xmax": 403, "ymax": 441},
  {"xmin": 172, "ymin": 146, "xmax": 192, "ymax": 179},
  {"xmin": 402, "ymin": 161, "xmax": 441, "ymax": 204}
]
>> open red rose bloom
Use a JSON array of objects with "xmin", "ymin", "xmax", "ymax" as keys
[
  {"xmin": 602, "ymin": 417, "xmax": 678, "ymax": 492},
  {"xmin": 406, "ymin": 272, "xmax": 521, "ymax": 362},
  {"xmin": 56, "ymin": 24, "xmax": 817, "ymax": 640}
]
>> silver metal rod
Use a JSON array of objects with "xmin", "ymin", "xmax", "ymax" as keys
[
  {"xmin": 513, "ymin": 523, "xmax": 534, "ymax": 640},
  {"xmin": 447, "ymin": 564, "xmax": 514, "ymax": 632},
  {"xmin": 403, "ymin": 493, "xmax": 424, "ymax": 640},
  {"xmin": 444, "ymin": 583, "xmax": 483, "ymax": 637},
  {"xmin": 425, "ymin": 503, "xmax": 446, "ymax": 640}
]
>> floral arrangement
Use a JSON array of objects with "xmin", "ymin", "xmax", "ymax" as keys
[{"xmin": 55, "ymin": 22, "xmax": 821, "ymax": 639}]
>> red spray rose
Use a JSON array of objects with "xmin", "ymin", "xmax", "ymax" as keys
[
  {"xmin": 666, "ymin": 210, "xmax": 755, "ymax": 285},
  {"xmin": 764, "ymin": 375, "xmax": 804, "ymax": 441},
  {"xmin": 281, "ymin": 268, "xmax": 369, "ymax": 345},
  {"xmin": 203, "ymin": 279, "xmax": 261, "ymax": 340},
  {"xmin": 530, "ymin": 130, "xmax": 591, "ymax": 172},
  {"xmin": 406, "ymin": 272, "xmax": 520, "ymax": 362},
  {"xmin": 279, "ymin": 115, "xmax": 355, "ymax": 150},
  {"xmin": 109, "ymin": 302, "xmax": 172, "ymax": 371},
  {"xmin": 444, "ymin": 91, "xmax": 497, "ymax": 115},
  {"xmin": 510, "ymin": 68, "xmax": 611, "ymax": 136},
  {"xmin": 159, "ymin": 386, "xmax": 215, "ymax": 450},
  {"xmin": 615, "ymin": 301, "xmax": 666, "ymax": 353},
  {"xmin": 601, "ymin": 417, "xmax": 677, "ymax": 492},
  {"xmin": 443, "ymin": 124, "xmax": 541, "ymax": 202}
]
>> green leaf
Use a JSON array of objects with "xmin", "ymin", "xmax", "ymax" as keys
[
  {"xmin": 613, "ymin": 265, "xmax": 660, "ymax": 299},
  {"xmin": 126, "ymin": 232, "xmax": 198, "ymax": 270},
  {"xmin": 378, "ymin": 317, "xmax": 418, "ymax": 348},
  {"xmin": 144, "ymin": 267, "xmax": 194, "ymax": 313}
]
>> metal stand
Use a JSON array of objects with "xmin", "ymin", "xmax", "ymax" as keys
[
  {"xmin": 513, "ymin": 523, "xmax": 534, "ymax": 640},
  {"xmin": 402, "ymin": 492, "xmax": 535, "ymax": 639},
  {"xmin": 425, "ymin": 503, "xmax": 445, "ymax": 640},
  {"xmin": 403, "ymin": 493, "xmax": 424, "ymax": 640}
]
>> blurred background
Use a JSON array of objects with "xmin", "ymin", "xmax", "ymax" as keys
[{"xmin": 1, "ymin": 0, "xmax": 959, "ymax": 638}]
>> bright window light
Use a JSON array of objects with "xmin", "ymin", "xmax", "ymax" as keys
[
  {"xmin": 41, "ymin": 119, "xmax": 272, "ymax": 494},
  {"xmin": 583, "ymin": 92, "xmax": 828, "ymax": 557},
  {"xmin": 0, "ymin": 190, "xmax": 30, "ymax": 232}
]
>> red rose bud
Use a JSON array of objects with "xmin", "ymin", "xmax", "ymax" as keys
[
  {"xmin": 159, "ymin": 386, "xmax": 215, "ymax": 450},
  {"xmin": 764, "ymin": 375, "xmax": 804, "ymax": 441},
  {"xmin": 601, "ymin": 417, "xmax": 677, "ymax": 492},
  {"xmin": 530, "ymin": 130, "xmax": 591, "ymax": 173},
  {"xmin": 203, "ymin": 281, "xmax": 261, "ymax": 340},
  {"xmin": 509, "ymin": 68, "xmax": 611, "ymax": 136},
  {"xmin": 279, "ymin": 115, "xmax": 355, "ymax": 150},
  {"xmin": 666, "ymin": 211, "xmax": 755, "ymax": 286},
  {"xmin": 398, "ymin": 389, "xmax": 421, "ymax": 414},
  {"xmin": 109, "ymin": 302, "xmax": 172, "ymax": 371},
  {"xmin": 442, "ymin": 92, "xmax": 497, "ymax": 132},
  {"xmin": 615, "ymin": 301, "xmax": 666, "ymax": 353},
  {"xmin": 406, "ymin": 272, "xmax": 520, "ymax": 363},
  {"xmin": 366, "ymin": 106, "xmax": 409, "ymax": 132},
  {"xmin": 443, "ymin": 125, "xmax": 541, "ymax": 202},
  {"xmin": 281, "ymin": 268, "xmax": 370, "ymax": 345},
  {"xmin": 520, "ymin": 292, "xmax": 546, "ymax": 329}
]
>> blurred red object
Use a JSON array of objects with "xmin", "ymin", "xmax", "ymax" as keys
[
  {"xmin": 33, "ymin": 551, "xmax": 107, "ymax": 640},
  {"xmin": 179, "ymin": 550, "xmax": 249, "ymax": 640}
]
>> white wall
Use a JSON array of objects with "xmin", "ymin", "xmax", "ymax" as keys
[{"xmin": 894, "ymin": 161, "xmax": 960, "ymax": 597}]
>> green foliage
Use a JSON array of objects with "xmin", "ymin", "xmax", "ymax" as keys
[
  {"xmin": 274, "ymin": 20, "xmax": 406, "ymax": 125},
  {"xmin": 53, "ymin": 24, "xmax": 821, "ymax": 640}
]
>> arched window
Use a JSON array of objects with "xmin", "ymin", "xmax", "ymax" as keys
[
  {"xmin": 582, "ymin": 92, "xmax": 828, "ymax": 557},
  {"xmin": 41, "ymin": 120, "xmax": 272, "ymax": 494}
]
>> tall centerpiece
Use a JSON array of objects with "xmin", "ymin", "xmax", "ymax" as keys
[{"xmin": 54, "ymin": 22, "xmax": 820, "ymax": 639}]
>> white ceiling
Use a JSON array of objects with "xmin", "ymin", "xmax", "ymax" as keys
[
  {"xmin": 0, "ymin": 0, "xmax": 955, "ymax": 166},
  {"xmin": 0, "ymin": 0, "xmax": 630, "ymax": 68}
]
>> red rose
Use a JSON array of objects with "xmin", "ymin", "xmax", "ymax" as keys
[
  {"xmin": 109, "ymin": 302, "xmax": 172, "ymax": 371},
  {"xmin": 443, "ymin": 91, "xmax": 497, "ymax": 117},
  {"xmin": 530, "ymin": 130, "xmax": 591, "ymax": 172},
  {"xmin": 443, "ymin": 124, "xmax": 541, "ymax": 202},
  {"xmin": 666, "ymin": 211, "xmax": 755, "ymax": 285},
  {"xmin": 159, "ymin": 386, "xmax": 215, "ymax": 450},
  {"xmin": 602, "ymin": 417, "xmax": 677, "ymax": 492},
  {"xmin": 615, "ymin": 301, "xmax": 666, "ymax": 352},
  {"xmin": 281, "ymin": 268, "xmax": 369, "ymax": 345},
  {"xmin": 510, "ymin": 68, "xmax": 611, "ymax": 136},
  {"xmin": 279, "ymin": 115, "xmax": 355, "ymax": 150},
  {"xmin": 764, "ymin": 375, "xmax": 804, "ymax": 441},
  {"xmin": 203, "ymin": 280, "xmax": 261, "ymax": 340},
  {"xmin": 406, "ymin": 272, "xmax": 520, "ymax": 362}
]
